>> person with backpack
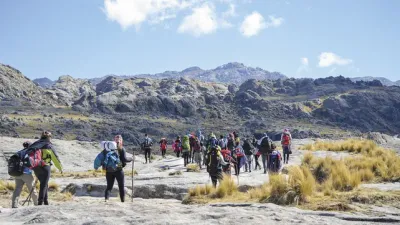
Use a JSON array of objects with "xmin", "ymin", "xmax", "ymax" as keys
[
  {"xmin": 11, "ymin": 141, "xmax": 38, "ymax": 208},
  {"xmin": 268, "ymin": 144, "xmax": 282, "ymax": 173},
  {"xmin": 174, "ymin": 136, "xmax": 182, "ymax": 158},
  {"xmin": 226, "ymin": 133, "xmax": 235, "ymax": 153},
  {"xmin": 29, "ymin": 131, "xmax": 63, "ymax": 206},
  {"xmin": 207, "ymin": 146, "xmax": 228, "ymax": 187},
  {"xmin": 159, "ymin": 138, "xmax": 168, "ymax": 158},
  {"xmin": 281, "ymin": 129, "xmax": 292, "ymax": 164},
  {"xmin": 233, "ymin": 141, "xmax": 245, "ymax": 176},
  {"xmin": 141, "ymin": 134, "xmax": 153, "ymax": 163},
  {"xmin": 251, "ymin": 137, "xmax": 261, "ymax": 170},
  {"xmin": 94, "ymin": 137, "xmax": 131, "ymax": 202},
  {"xmin": 243, "ymin": 138, "xmax": 254, "ymax": 173},
  {"xmin": 192, "ymin": 137, "xmax": 202, "ymax": 169},
  {"xmin": 257, "ymin": 133, "xmax": 272, "ymax": 174},
  {"xmin": 218, "ymin": 135, "xmax": 227, "ymax": 150},
  {"xmin": 182, "ymin": 135, "xmax": 191, "ymax": 166},
  {"xmin": 189, "ymin": 134, "xmax": 197, "ymax": 163},
  {"xmin": 206, "ymin": 133, "xmax": 218, "ymax": 152}
]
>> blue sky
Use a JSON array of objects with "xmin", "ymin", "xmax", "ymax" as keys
[{"xmin": 0, "ymin": 0, "xmax": 399, "ymax": 81}]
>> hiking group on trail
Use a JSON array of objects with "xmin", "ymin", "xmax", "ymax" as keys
[{"xmin": 6, "ymin": 129, "xmax": 292, "ymax": 207}]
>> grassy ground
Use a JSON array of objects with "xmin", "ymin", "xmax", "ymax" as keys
[{"xmin": 183, "ymin": 139, "xmax": 400, "ymax": 211}]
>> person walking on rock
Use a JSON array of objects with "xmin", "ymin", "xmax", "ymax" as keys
[
  {"xmin": 233, "ymin": 141, "xmax": 245, "ymax": 176},
  {"xmin": 257, "ymin": 133, "xmax": 272, "ymax": 174},
  {"xmin": 94, "ymin": 136, "xmax": 131, "ymax": 202},
  {"xmin": 31, "ymin": 131, "xmax": 63, "ymax": 206},
  {"xmin": 159, "ymin": 138, "xmax": 167, "ymax": 158},
  {"xmin": 218, "ymin": 135, "xmax": 227, "ymax": 150},
  {"xmin": 243, "ymin": 138, "xmax": 254, "ymax": 173},
  {"xmin": 141, "ymin": 134, "xmax": 153, "ymax": 163},
  {"xmin": 174, "ymin": 136, "xmax": 182, "ymax": 158},
  {"xmin": 11, "ymin": 141, "xmax": 38, "ymax": 208},
  {"xmin": 281, "ymin": 129, "xmax": 292, "ymax": 164},
  {"xmin": 192, "ymin": 137, "xmax": 202, "ymax": 169},
  {"xmin": 207, "ymin": 146, "xmax": 228, "ymax": 187},
  {"xmin": 182, "ymin": 135, "xmax": 191, "ymax": 166}
]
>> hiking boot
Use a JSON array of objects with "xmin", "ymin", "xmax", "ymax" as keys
[
  {"xmin": 263, "ymin": 170, "xmax": 267, "ymax": 174},
  {"xmin": 44, "ymin": 200, "xmax": 49, "ymax": 205},
  {"xmin": 249, "ymin": 170, "xmax": 252, "ymax": 173}
]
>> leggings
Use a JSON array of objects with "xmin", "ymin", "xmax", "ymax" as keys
[
  {"xmin": 33, "ymin": 165, "xmax": 51, "ymax": 205},
  {"xmin": 209, "ymin": 171, "xmax": 223, "ymax": 187},
  {"xmin": 144, "ymin": 148, "xmax": 151, "ymax": 162},
  {"xmin": 161, "ymin": 149, "xmax": 166, "ymax": 157},
  {"xmin": 105, "ymin": 170, "xmax": 125, "ymax": 202},
  {"xmin": 254, "ymin": 155, "xmax": 261, "ymax": 170},
  {"xmin": 176, "ymin": 151, "xmax": 181, "ymax": 158},
  {"xmin": 183, "ymin": 152, "xmax": 190, "ymax": 166},
  {"xmin": 234, "ymin": 156, "xmax": 243, "ymax": 175}
]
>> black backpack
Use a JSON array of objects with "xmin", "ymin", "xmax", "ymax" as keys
[
  {"xmin": 260, "ymin": 137, "xmax": 272, "ymax": 154},
  {"xmin": 143, "ymin": 138, "xmax": 152, "ymax": 148},
  {"xmin": 7, "ymin": 151, "xmax": 25, "ymax": 177},
  {"xmin": 207, "ymin": 148, "xmax": 220, "ymax": 174}
]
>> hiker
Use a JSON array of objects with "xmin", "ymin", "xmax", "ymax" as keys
[
  {"xmin": 94, "ymin": 137, "xmax": 131, "ymax": 202},
  {"xmin": 207, "ymin": 146, "xmax": 228, "ymax": 187},
  {"xmin": 189, "ymin": 134, "xmax": 197, "ymax": 163},
  {"xmin": 182, "ymin": 135, "xmax": 191, "ymax": 166},
  {"xmin": 268, "ymin": 144, "xmax": 282, "ymax": 173},
  {"xmin": 206, "ymin": 133, "xmax": 218, "ymax": 152},
  {"xmin": 159, "ymin": 138, "xmax": 167, "ymax": 158},
  {"xmin": 233, "ymin": 140, "xmax": 245, "ymax": 176},
  {"xmin": 257, "ymin": 133, "xmax": 272, "ymax": 174},
  {"xmin": 243, "ymin": 138, "xmax": 254, "ymax": 173},
  {"xmin": 201, "ymin": 142, "xmax": 207, "ymax": 166},
  {"xmin": 11, "ymin": 141, "xmax": 38, "ymax": 208},
  {"xmin": 141, "ymin": 134, "xmax": 153, "ymax": 163},
  {"xmin": 31, "ymin": 131, "xmax": 63, "ymax": 205},
  {"xmin": 218, "ymin": 135, "xmax": 227, "ymax": 150},
  {"xmin": 281, "ymin": 129, "xmax": 292, "ymax": 164},
  {"xmin": 220, "ymin": 147, "xmax": 235, "ymax": 176},
  {"xmin": 252, "ymin": 137, "xmax": 261, "ymax": 170},
  {"xmin": 227, "ymin": 133, "xmax": 235, "ymax": 153},
  {"xmin": 196, "ymin": 129, "xmax": 205, "ymax": 145},
  {"xmin": 192, "ymin": 137, "xmax": 202, "ymax": 169},
  {"xmin": 233, "ymin": 131, "xmax": 240, "ymax": 144},
  {"xmin": 174, "ymin": 136, "xmax": 182, "ymax": 158}
]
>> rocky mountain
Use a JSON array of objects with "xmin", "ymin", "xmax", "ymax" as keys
[
  {"xmin": 351, "ymin": 76, "xmax": 399, "ymax": 86},
  {"xmin": 88, "ymin": 62, "xmax": 286, "ymax": 86},
  {"xmin": 1, "ymin": 62, "xmax": 400, "ymax": 145},
  {"xmin": 33, "ymin": 77, "xmax": 54, "ymax": 88}
]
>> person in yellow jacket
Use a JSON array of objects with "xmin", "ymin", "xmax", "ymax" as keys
[{"xmin": 31, "ymin": 131, "xmax": 63, "ymax": 205}]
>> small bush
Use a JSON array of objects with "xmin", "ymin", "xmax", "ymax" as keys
[
  {"xmin": 168, "ymin": 170, "xmax": 183, "ymax": 176},
  {"xmin": 0, "ymin": 180, "xmax": 15, "ymax": 192},
  {"xmin": 48, "ymin": 181, "xmax": 59, "ymax": 192},
  {"xmin": 211, "ymin": 175, "xmax": 238, "ymax": 198},
  {"xmin": 186, "ymin": 164, "xmax": 200, "ymax": 172}
]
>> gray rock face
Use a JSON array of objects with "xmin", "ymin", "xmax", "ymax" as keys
[
  {"xmin": 351, "ymin": 76, "xmax": 399, "ymax": 86},
  {"xmin": 33, "ymin": 77, "xmax": 55, "ymax": 88}
]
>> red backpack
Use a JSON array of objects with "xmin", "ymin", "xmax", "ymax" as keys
[
  {"xmin": 282, "ymin": 134, "xmax": 290, "ymax": 146},
  {"xmin": 160, "ymin": 140, "xmax": 167, "ymax": 150},
  {"xmin": 25, "ymin": 149, "xmax": 45, "ymax": 169}
]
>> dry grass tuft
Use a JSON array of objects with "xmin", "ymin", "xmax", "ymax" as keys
[
  {"xmin": 169, "ymin": 170, "xmax": 183, "ymax": 176},
  {"xmin": 186, "ymin": 164, "xmax": 200, "ymax": 172},
  {"xmin": 0, "ymin": 180, "xmax": 15, "ymax": 193}
]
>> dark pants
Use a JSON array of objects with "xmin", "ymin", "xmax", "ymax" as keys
[
  {"xmin": 261, "ymin": 153, "xmax": 269, "ymax": 173},
  {"xmin": 283, "ymin": 145, "xmax": 290, "ymax": 163},
  {"xmin": 33, "ymin": 165, "xmax": 51, "ymax": 205},
  {"xmin": 234, "ymin": 156, "xmax": 243, "ymax": 175},
  {"xmin": 183, "ymin": 152, "xmax": 189, "ymax": 166},
  {"xmin": 176, "ymin": 151, "xmax": 181, "ymax": 158},
  {"xmin": 105, "ymin": 170, "xmax": 125, "ymax": 202},
  {"xmin": 161, "ymin": 149, "xmax": 166, "ymax": 157},
  {"xmin": 209, "ymin": 170, "xmax": 223, "ymax": 187},
  {"xmin": 144, "ymin": 148, "xmax": 151, "ymax": 163},
  {"xmin": 254, "ymin": 155, "xmax": 261, "ymax": 170}
]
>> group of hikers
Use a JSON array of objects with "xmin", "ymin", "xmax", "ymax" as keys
[{"xmin": 7, "ymin": 129, "xmax": 292, "ymax": 207}]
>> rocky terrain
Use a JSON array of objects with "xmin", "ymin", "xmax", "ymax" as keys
[
  {"xmin": 351, "ymin": 76, "xmax": 400, "ymax": 87},
  {"xmin": 2, "ymin": 63, "xmax": 400, "ymax": 147}
]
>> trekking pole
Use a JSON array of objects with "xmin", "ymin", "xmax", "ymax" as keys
[
  {"xmin": 22, "ymin": 179, "xmax": 38, "ymax": 206},
  {"xmin": 131, "ymin": 150, "xmax": 135, "ymax": 202}
]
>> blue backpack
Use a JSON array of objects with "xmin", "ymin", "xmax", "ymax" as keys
[{"xmin": 103, "ymin": 150, "xmax": 121, "ymax": 171}]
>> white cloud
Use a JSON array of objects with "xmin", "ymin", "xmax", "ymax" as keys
[
  {"xmin": 103, "ymin": 0, "xmax": 196, "ymax": 29},
  {"xmin": 318, "ymin": 52, "xmax": 352, "ymax": 67},
  {"xmin": 240, "ymin": 12, "xmax": 266, "ymax": 37},
  {"xmin": 297, "ymin": 57, "xmax": 310, "ymax": 74},
  {"xmin": 240, "ymin": 12, "xmax": 283, "ymax": 37},
  {"xmin": 301, "ymin": 57, "xmax": 309, "ymax": 66},
  {"xmin": 178, "ymin": 3, "xmax": 218, "ymax": 36},
  {"xmin": 222, "ymin": 4, "xmax": 236, "ymax": 18}
]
